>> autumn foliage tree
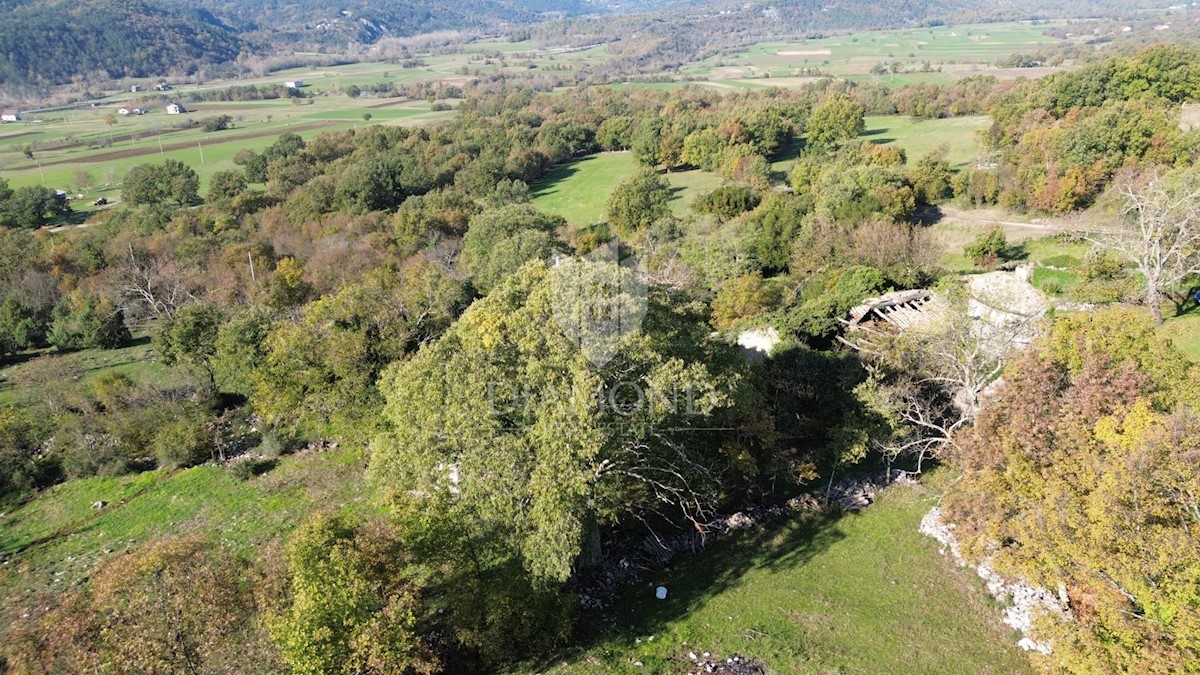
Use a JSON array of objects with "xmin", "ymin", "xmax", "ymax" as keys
[
  {"xmin": 942, "ymin": 308, "xmax": 1200, "ymax": 672},
  {"xmin": 805, "ymin": 92, "xmax": 865, "ymax": 151}
]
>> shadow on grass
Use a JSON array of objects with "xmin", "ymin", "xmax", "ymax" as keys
[
  {"xmin": 1172, "ymin": 292, "xmax": 1200, "ymax": 319},
  {"xmin": 913, "ymin": 205, "xmax": 945, "ymax": 227},
  {"xmin": 539, "ymin": 509, "xmax": 851, "ymax": 668},
  {"xmin": 531, "ymin": 158, "xmax": 588, "ymax": 198}
]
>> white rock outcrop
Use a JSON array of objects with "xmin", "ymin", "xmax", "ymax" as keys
[{"xmin": 919, "ymin": 507, "xmax": 1069, "ymax": 654}]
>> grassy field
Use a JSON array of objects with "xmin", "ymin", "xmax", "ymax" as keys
[
  {"xmin": 0, "ymin": 446, "xmax": 370, "ymax": 600},
  {"xmin": 864, "ymin": 115, "xmax": 989, "ymax": 168},
  {"xmin": 544, "ymin": 481, "xmax": 1030, "ymax": 674},
  {"xmin": 685, "ymin": 22, "xmax": 1074, "ymax": 87},
  {"xmin": 0, "ymin": 97, "xmax": 455, "ymax": 207},
  {"xmin": 532, "ymin": 151, "xmax": 725, "ymax": 226},
  {"xmin": 534, "ymin": 114, "xmax": 988, "ymax": 229},
  {"xmin": 0, "ymin": 337, "xmax": 172, "ymax": 407},
  {"xmin": 1164, "ymin": 309, "xmax": 1200, "ymax": 362}
]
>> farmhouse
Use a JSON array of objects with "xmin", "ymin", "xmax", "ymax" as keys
[
  {"xmin": 166, "ymin": 102, "xmax": 187, "ymax": 115},
  {"xmin": 0, "ymin": 110, "xmax": 20, "ymax": 123},
  {"xmin": 131, "ymin": 84, "xmax": 141, "ymax": 92},
  {"xmin": 285, "ymin": 80, "xmax": 304, "ymax": 89},
  {"xmin": 118, "ymin": 108, "xmax": 131, "ymax": 116}
]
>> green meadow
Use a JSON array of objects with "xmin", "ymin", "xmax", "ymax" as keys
[
  {"xmin": 532, "ymin": 151, "xmax": 725, "ymax": 226},
  {"xmin": 546, "ymin": 480, "xmax": 1031, "ymax": 674}
]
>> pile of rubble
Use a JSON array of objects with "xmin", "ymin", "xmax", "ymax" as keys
[
  {"xmin": 919, "ymin": 507, "xmax": 1070, "ymax": 654},
  {"xmin": 684, "ymin": 653, "xmax": 766, "ymax": 675},
  {"xmin": 573, "ymin": 470, "xmax": 919, "ymax": 609}
]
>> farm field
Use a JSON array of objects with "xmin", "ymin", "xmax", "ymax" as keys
[
  {"xmin": 0, "ymin": 97, "xmax": 455, "ymax": 209},
  {"xmin": 545, "ymin": 479, "xmax": 1031, "ymax": 674},
  {"xmin": 685, "ymin": 21, "xmax": 1073, "ymax": 86}
]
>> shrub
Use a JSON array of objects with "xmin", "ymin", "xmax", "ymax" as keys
[
  {"xmin": 53, "ymin": 431, "xmax": 132, "ymax": 479},
  {"xmin": 201, "ymin": 114, "xmax": 232, "ymax": 132},
  {"xmin": 964, "ymin": 228, "xmax": 1017, "ymax": 267},
  {"xmin": 712, "ymin": 273, "xmax": 783, "ymax": 329},
  {"xmin": 46, "ymin": 295, "xmax": 131, "ymax": 352},
  {"xmin": 694, "ymin": 185, "xmax": 760, "ymax": 221},
  {"xmin": 152, "ymin": 414, "xmax": 211, "ymax": 468},
  {"xmin": 254, "ymin": 431, "xmax": 286, "ymax": 459},
  {"xmin": 226, "ymin": 454, "xmax": 275, "ymax": 480}
]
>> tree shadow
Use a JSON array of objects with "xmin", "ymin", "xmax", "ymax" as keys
[
  {"xmin": 860, "ymin": 127, "xmax": 889, "ymax": 138},
  {"xmin": 770, "ymin": 139, "xmax": 806, "ymax": 165},
  {"xmin": 912, "ymin": 205, "xmax": 944, "ymax": 227},
  {"xmin": 530, "ymin": 158, "xmax": 589, "ymax": 198}
]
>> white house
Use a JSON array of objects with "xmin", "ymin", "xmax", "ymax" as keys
[
  {"xmin": 131, "ymin": 84, "xmax": 142, "ymax": 93},
  {"xmin": 0, "ymin": 111, "xmax": 20, "ymax": 123},
  {"xmin": 285, "ymin": 80, "xmax": 303, "ymax": 89},
  {"xmin": 166, "ymin": 102, "xmax": 186, "ymax": 115},
  {"xmin": 118, "ymin": 108, "xmax": 131, "ymax": 116}
]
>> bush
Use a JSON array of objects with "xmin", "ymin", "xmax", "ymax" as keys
[
  {"xmin": 46, "ymin": 295, "xmax": 130, "ymax": 351},
  {"xmin": 711, "ymin": 273, "xmax": 783, "ymax": 330},
  {"xmin": 201, "ymin": 114, "xmax": 232, "ymax": 132},
  {"xmin": 694, "ymin": 185, "xmax": 760, "ymax": 221},
  {"xmin": 152, "ymin": 414, "xmax": 211, "ymax": 468},
  {"xmin": 54, "ymin": 431, "xmax": 133, "ymax": 479},
  {"xmin": 0, "ymin": 409, "xmax": 54, "ymax": 501},
  {"xmin": 226, "ymin": 454, "xmax": 275, "ymax": 480},
  {"xmin": 254, "ymin": 431, "xmax": 286, "ymax": 459},
  {"xmin": 964, "ymin": 228, "xmax": 1018, "ymax": 268}
]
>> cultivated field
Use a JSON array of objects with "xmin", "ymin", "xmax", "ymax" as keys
[
  {"xmin": 0, "ymin": 96, "xmax": 454, "ymax": 212},
  {"xmin": 684, "ymin": 21, "xmax": 1075, "ymax": 88}
]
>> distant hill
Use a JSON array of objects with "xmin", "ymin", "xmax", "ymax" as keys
[
  {"xmin": 0, "ymin": 0, "xmax": 1169, "ymax": 88},
  {"xmin": 0, "ymin": 0, "xmax": 599, "ymax": 87},
  {"xmin": 0, "ymin": 0, "xmax": 242, "ymax": 86},
  {"xmin": 197, "ymin": 0, "xmax": 603, "ymax": 45}
]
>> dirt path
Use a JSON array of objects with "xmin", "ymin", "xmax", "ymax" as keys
[{"xmin": 937, "ymin": 205, "xmax": 1060, "ymax": 233}]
